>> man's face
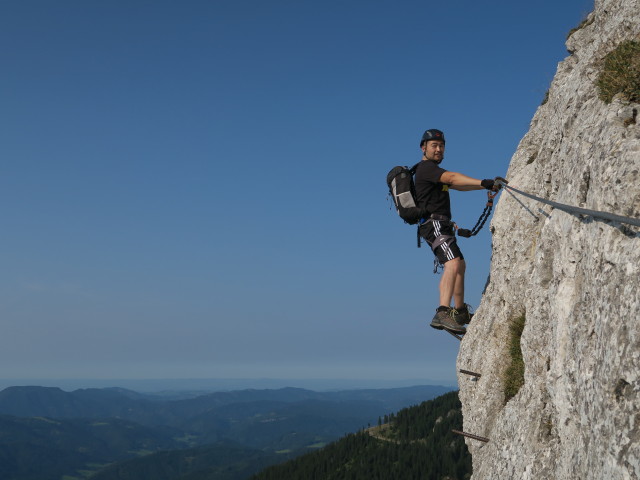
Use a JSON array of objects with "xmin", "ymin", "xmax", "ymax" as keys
[{"xmin": 422, "ymin": 140, "xmax": 445, "ymax": 162}]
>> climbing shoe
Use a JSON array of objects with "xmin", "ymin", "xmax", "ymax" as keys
[
  {"xmin": 451, "ymin": 305, "xmax": 473, "ymax": 325},
  {"xmin": 430, "ymin": 308, "xmax": 466, "ymax": 334}
]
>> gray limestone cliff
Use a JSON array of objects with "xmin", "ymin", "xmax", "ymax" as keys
[{"xmin": 458, "ymin": 0, "xmax": 640, "ymax": 478}]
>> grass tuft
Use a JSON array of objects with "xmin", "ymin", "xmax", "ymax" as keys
[
  {"xmin": 596, "ymin": 40, "xmax": 640, "ymax": 104},
  {"xmin": 541, "ymin": 89, "xmax": 550, "ymax": 106},
  {"xmin": 566, "ymin": 15, "xmax": 594, "ymax": 40},
  {"xmin": 503, "ymin": 313, "xmax": 525, "ymax": 404}
]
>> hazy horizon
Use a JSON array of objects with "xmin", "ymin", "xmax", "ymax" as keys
[{"xmin": 0, "ymin": 376, "xmax": 457, "ymax": 393}]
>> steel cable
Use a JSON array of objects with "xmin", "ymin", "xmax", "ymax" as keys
[{"xmin": 497, "ymin": 181, "xmax": 640, "ymax": 228}]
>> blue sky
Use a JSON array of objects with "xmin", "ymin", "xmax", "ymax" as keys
[{"xmin": 0, "ymin": 0, "xmax": 593, "ymax": 389}]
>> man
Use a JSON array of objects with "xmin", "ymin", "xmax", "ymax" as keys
[{"xmin": 414, "ymin": 129, "xmax": 502, "ymax": 334}]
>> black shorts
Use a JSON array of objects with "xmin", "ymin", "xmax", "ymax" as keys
[{"xmin": 419, "ymin": 219, "xmax": 464, "ymax": 265}]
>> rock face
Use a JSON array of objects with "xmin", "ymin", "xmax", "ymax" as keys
[{"xmin": 458, "ymin": 0, "xmax": 640, "ymax": 479}]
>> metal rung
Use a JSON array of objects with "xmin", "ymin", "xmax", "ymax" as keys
[
  {"xmin": 445, "ymin": 330, "xmax": 463, "ymax": 341},
  {"xmin": 459, "ymin": 369, "xmax": 481, "ymax": 378},
  {"xmin": 452, "ymin": 429, "xmax": 489, "ymax": 443}
]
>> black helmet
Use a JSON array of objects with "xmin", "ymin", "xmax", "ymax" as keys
[{"xmin": 420, "ymin": 129, "xmax": 445, "ymax": 147}]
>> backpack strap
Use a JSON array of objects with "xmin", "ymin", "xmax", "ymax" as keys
[{"xmin": 412, "ymin": 162, "xmax": 423, "ymax": 248}]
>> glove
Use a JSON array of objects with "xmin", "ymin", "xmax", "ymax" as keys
[
  {"xmin": 481, "ymin": 179, "xmax": 495, "ymax": 190},
  {"xmin": 481, "ymin": 177, "xmax": 509, "ymax": 191}
]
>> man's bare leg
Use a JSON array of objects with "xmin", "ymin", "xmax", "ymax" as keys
[
  {"xmin": 439, "ymin": 257, "xmax": 465, "ymax": 307},
  {"xmin": 453, "ymin": 259, "xmax": 466, "ymax": 309}
]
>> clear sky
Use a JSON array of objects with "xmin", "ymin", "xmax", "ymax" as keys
[{"xmin": 0, "ymin": 0, "xmax": 593, "ymax": 388}]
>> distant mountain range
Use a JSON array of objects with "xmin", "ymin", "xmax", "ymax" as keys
[{"xmin": 0, "ymin": 384, "xmax": 452, "ymax": 480}]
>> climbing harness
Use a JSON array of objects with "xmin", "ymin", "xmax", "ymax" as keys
[
  {"xmin": 496, "ymin": 180, "xmax": 640, "ymax": 228},
  {"xmin": 418, "ymin": 187, "xmax": 500, "ymax": 274},
  {"xmin": 417, "ymin": 214, "xmax": 457, "ymax": 273}
]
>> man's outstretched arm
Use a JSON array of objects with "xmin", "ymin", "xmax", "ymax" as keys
[
  {"xmin": 439, "ymin": 171, "xmax": 484, "ymax": 190},
  {"xmin": 440, "ymin": 172, "xmax": 503, "ymax": 191},
  {"xmin": 449, "ymin": 184, "xmax": 484, "ymax": 191}
]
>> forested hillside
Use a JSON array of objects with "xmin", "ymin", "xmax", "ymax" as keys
[{"xmin": 250, "ymin": 390, "xmax": 471, "ymax": 480}]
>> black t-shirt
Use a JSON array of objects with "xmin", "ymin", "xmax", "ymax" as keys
[{"xmin": 414, "ymin": 160, "xmax": 451, "ymax": 218}]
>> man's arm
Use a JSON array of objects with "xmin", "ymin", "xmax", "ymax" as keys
[
  {"xmin": 439, "ymin": 171, "xmax": 484, "ymax": 190},
  {"xmin": 441, "ymin": 171, "xmax": 504, "ymax": 191},
  {"xmin": 449, "ymin": 184, "xmax": 485, "ymax": 191}
]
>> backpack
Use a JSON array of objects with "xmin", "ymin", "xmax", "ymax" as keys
[{"xmin": 386, "ymin": 162, "xmax": 429, "ymax": 225}]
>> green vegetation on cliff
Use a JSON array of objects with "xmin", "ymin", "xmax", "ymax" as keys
[
  {"xmin": 597, "ymin": 40, "xmax": 640, "ymax": 104},
  {"xmin": 503, "ymin": 313, "xmax": 526, "ymax": 403}
]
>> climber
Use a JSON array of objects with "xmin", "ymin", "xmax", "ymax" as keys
[{"xmin": 415, "ymin": 129, "xmax": 504, "ymax": 334}]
